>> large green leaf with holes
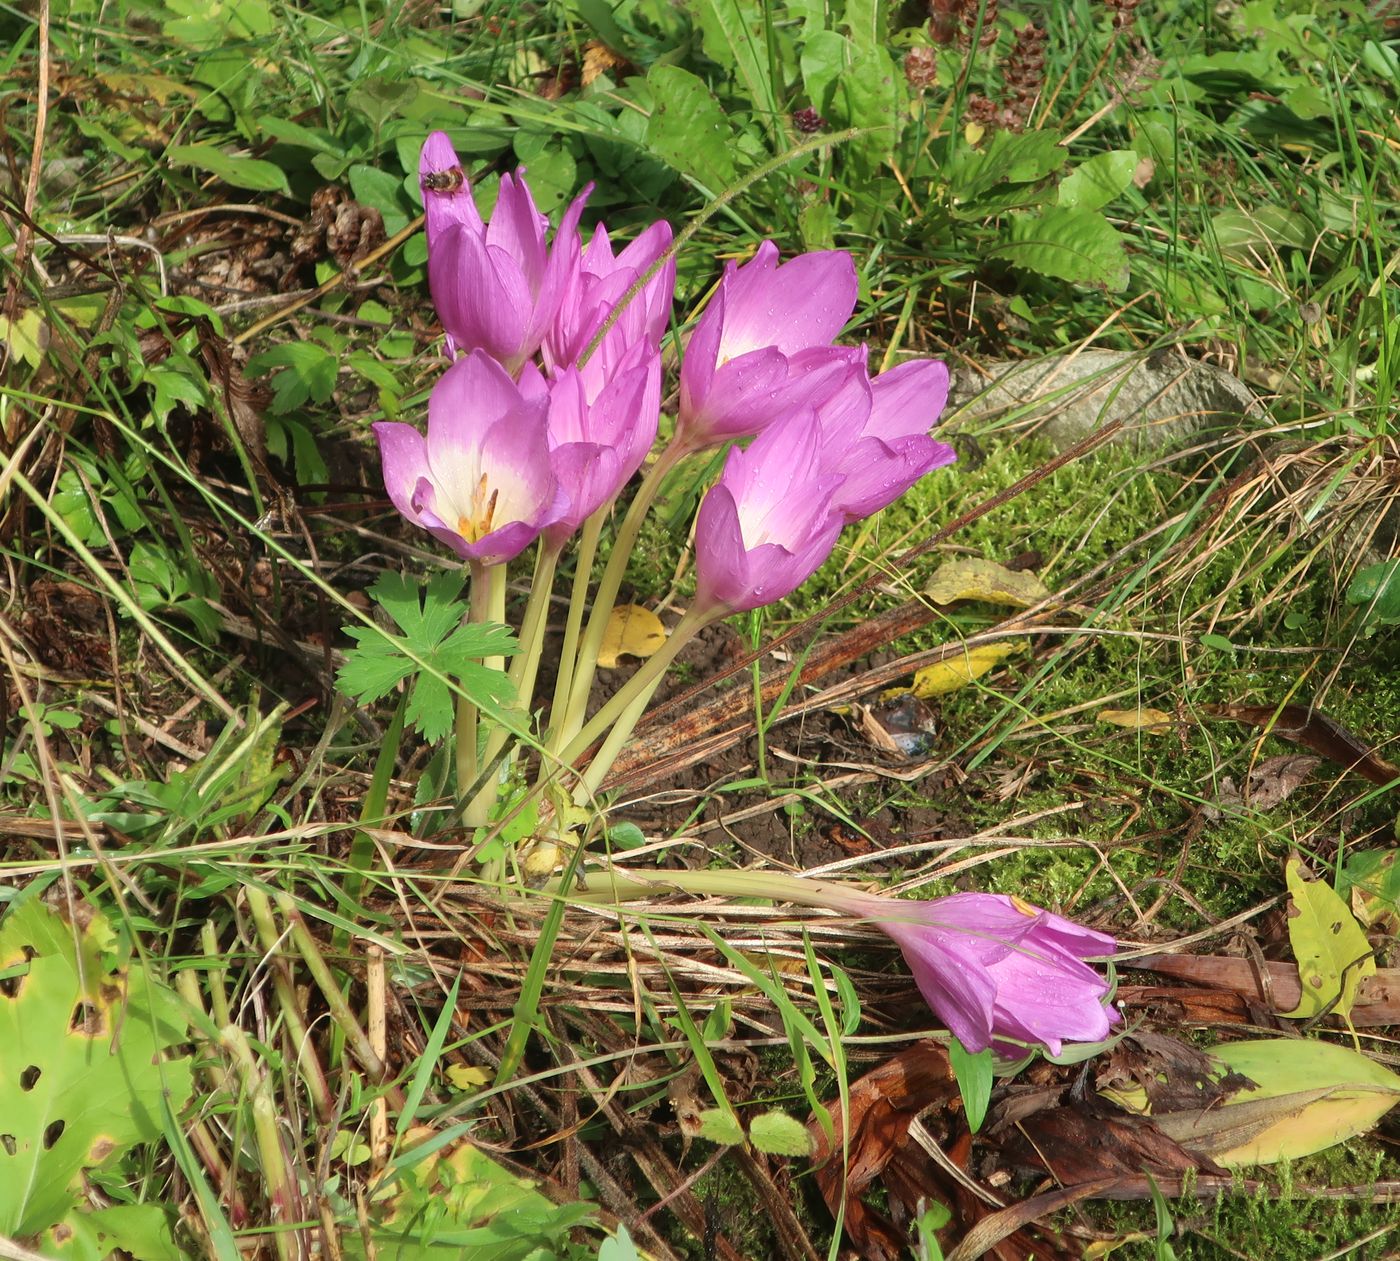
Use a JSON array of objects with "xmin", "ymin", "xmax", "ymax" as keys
[{"xmin": 0, "ymin": 898, "xmax": 192, "ymax": 1239}]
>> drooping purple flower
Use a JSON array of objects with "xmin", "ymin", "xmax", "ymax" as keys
[
  {"xmin": 419, "ymin": 131, "xmax": 586, "ymax": 375},
  {"xmin": 545, "ymin": 218, "xmax": 676, "ymax": 373},
  {"xmin": 865, "ymin": 891, "xmax": 1119, "ymax": 1056},
  {"xmin": 373, "ymin": 350, "xmax": 568, "ymax": 566},
  {"xmin": 675, "ymin": 242, "xmax": 858, "ymax": 450},
  {"xmin": 692, "ymin": 409, "xmax": 846, "ymax": 614},
  {"xmin": 814, "ymin": 353, "xmax": 957, "ymax": 521},
  {"xmin": 543, "ymin": 341, "xmax": 662, "ymax": 544}
]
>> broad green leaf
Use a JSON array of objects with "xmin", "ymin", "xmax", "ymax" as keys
[
  {"xmin": 800, "ymin": 30, "xmax": 850, "ymax": 114},
  {"xmin": 1211, "ymin": 205, "xmax": 1316, "ymax": 257},
  {"xmin": 747, "ymin": 1110, "xmax": 813, "ymax": 1157},
  {"xmin": 1346, "ymin": 560, "xmax": 1400, "ymax": 623},
  {"xmin": 0, "ymin": 899, "xmax": 192, "ymax": 1238},
  {"xmin": 687, "ymin": 0, "xmax": 782, "ymax": 144},
  {"xmin": 1057, "ymin": 149, "xmax": 1138, "ymax": 212},
  {"xmin": 948, "ymin": 129, "xmax": 1067, "ymax": 206},
  {"xmin": 0, "ymin": 310, "xmax": 47, "ymax": 367},
  {"xmin": 348, "ymin": 163, "xmax": 411, "ymax": 223},
  {"xmin": 643, "ymin": 64, "xmax": 738, "ymax": 192},
  {"xmin": 989, "ymin": 208, "xmax": 1130, "ymax": 290},
  {"xmin": 41, "ymin": 1203, "xmax": 182, "ymax": 1261},
  {"xmin": 832, "ymin": 46, "xmax": 905, "ymax": 165},
  {"xmin": 1281, "ymin": 857, "xmax": 1375, "ymax": 1021},
  {"xmin": 1150, "ymin": 1039, "xmax": 1400, "ymax": 1167},
  {"xmin": 695, "ymin": 1107, "xmax": 745, "ymax": 1146},
  {"xmin": 245, "ymin": 341, "xmax": 339, "ymax": 413},
  {"xmin": 165, "ymin": 143, "xmax": 291, "ymax": 195}
]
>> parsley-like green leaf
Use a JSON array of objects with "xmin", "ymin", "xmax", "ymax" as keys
[{"xmin": 337, "ymin": 573, "xmax": 519, "ymax": 744}]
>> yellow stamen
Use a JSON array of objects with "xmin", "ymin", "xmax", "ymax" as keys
[{"xmin": 456, "ymin": 474, "xmax": 500, "ymax": 543}]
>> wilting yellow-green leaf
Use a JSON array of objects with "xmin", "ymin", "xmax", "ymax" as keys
[
  {"xmin": 924, "ymin": 558, "xmax": 1050, "ymax": 609},
  {"xmin": 1097, "ymin": 707, "xmax": 1174, "ymax": 733},
  {"xmin": 894, "ymin": 641, "xmax": 1022, "ymax": 699},
  {"xmin": 596, "ymin": 604, "xmax": 667, "ymax": 669},
  {"xmin": 1159, "ymin": 1039, "xmax": 1400, "ymax": 1167},
  {"xmin": 446, "ymin": 1064, "xmax": 491, "ymax": 1090},
  {"xmin": 1281, "ymin": 857, "xmax": 1375, "ymax": 1021},
  {"xmin": 0, "ymin": 310, "xmax": 47, "ymax": 367}
]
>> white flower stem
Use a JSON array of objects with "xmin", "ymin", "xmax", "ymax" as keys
[
  {"xmin": 557, "ymin": 442, "xmax": 685, "ymax": 750},
  {"xmin": 545, "ymin": 864, "xmax": 880, "ymax": 918},
  {"xmin": 454, "ymin": 561, "xmax": 493, "ymax": 805},
  {"xmin": 556, "ymin": 605, "xmax": 713, "ymax": 773},
  {"xmin": 543, "ymin": 513, "xmax": 603, "ymax": 753},
  {"xmin": 461, "ymin": 562, "xmax": 506, "ymax": 828},
  {"xmin": 508, "ymin": 539, "xmax": 562, "ymax": 706}
]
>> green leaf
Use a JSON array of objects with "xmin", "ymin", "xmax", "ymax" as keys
[
  {"xmin": 643, "ymin": 64, "xmax": 738, "ymax": 193},
  {"xmin": 337, "ymin": 573, "xmax": 518, "ymax": 745},
  {"xmin": 1281, "ymin": 857, "xmax": 1375, "ymax": 1021},
  {"xmin": 989, "ymin": 207, "xmax": 1129, "ymax": 290},
  {"xmin": 695, "ymin": 1107, "xmax": 745, "ymax": 1146},
  {"xmin": 831, "ymin": 46, "xmax": 905, "ymax": 165},
  {"xmin": 687, "ymin": 0, "xmax": 782, "ymax": 145},
  {"xmin": 747, "ymin": 1110, "xmax": 813, "ymax": 1158},
  {"xmin": 165, "ymin": 143, "xmax": 291, "ymax": 195},
  {"xmin": 948, "ymin": 1038, "xmax": 994, "ymax": 1133},
  {"xmin": 948, "ymin": 129, "xmax": 1067, "ymax": 206},
  {"xmin": 0, "ymin": 898, "xmax": 193, "ymax": 1238},
  {"xmin": 245, "ymin": 342, "xmax": 339, "ymax": 413},
  {"xmin": 1057, "ymin": 149, "xmax": 1138, "ymax": 212},
  {"xmin": 800, "ymin": 30, "xmax": 850, "ymax": 114},
  {"xmin": 1211, "ymin": 205, "xmax": 1316, "ymax": 257},
  {"xmin": 41, "ymin": 1203, "xmax": 182, "ymax": 1261},
  {"xmin": 1346, "ymin": 560, "xmax": 1400, "ymax": 623},
  {"xmin": 1200, "ymin": 633, "xmax": 1236, "ymax": 652},
  {"xmin": 348, "ymin": 163, "xmax": 411, "ymax": 227}
]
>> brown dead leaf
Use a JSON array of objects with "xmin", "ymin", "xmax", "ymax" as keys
[
  {"xmin": 808, "ymin": 1041, "xmax": 958, "ymax": 1261},
  {"xmin": 1001, "ymin": 1097, "xmax": 1225, "ymax": 1184},
  {"xmin": 808, "ymin": 1043, "xmax": 1071, "ymax": 1261},
  {"xmin": 1205, "ymin": 703, "xmax": 1400, "ymax": 786},
  {"xmin": 1206, "ymin": 753, "xmax": 1321, "ymax": 819},
  {"xmin": 1096, "ymin": 1031, "xmax": 1249, "ymax": 1115},
  {"xmin": 1130, "ymin": 954, "xmax": 1400, "ymax": 1027}
]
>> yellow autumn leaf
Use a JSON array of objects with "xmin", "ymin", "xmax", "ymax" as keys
[
  {"xmin": 924, "ymin": 558, "xmax": 1050, "ymax": 609},
  {"xmin": 596, "ymin": 604, "xmax": 667, "ymax": 669},
  {"xmin": 890, "ymin": 641, "xmax": 1021, "ymax": 700},
  {"xmin": 446, "ymin": 1063, "xmax": 491, "ymax": 1089},
  {"xmin": 964, "ymin": 120, "xmax": 986, "ymax": 146},
  {"xmin": 1281, "ymin": 857, "xmax": 1376, "ymax": 1022},
  {"xmin": 1098, "ymin": 707, "xmax": 1174, "ymax": 734}
]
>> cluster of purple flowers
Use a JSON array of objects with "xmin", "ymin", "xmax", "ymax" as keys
[
  {"xmin": 374, "ymin": 132, "xmax": 955, "ymax": 616},
  {"xmin": 372, "ymin": 133, "xmax": 1120, "ymax": 1057}
]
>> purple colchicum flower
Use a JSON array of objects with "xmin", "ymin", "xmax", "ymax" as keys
[
  {"xmin": 865, "ymin": 892, "xmax": 1119, "ymax": 1056},
  {"xmin": 676, "ymin": 241, "xmax": 858, "ymax": 449},
  {"xmin": 812, "ymin": 353, "xmax": 957, "ymax": 521},
  {"xmin": 693, "ymin": 409, "xmax": 846, "ymax": 614},
  {"xmin": 373, "ymin": 350, "xmax": 568, "ymax": 567},
  {"xmin": 542, "ymin": 342, "xmax": 662, "ymax": 544},
  {"xmin": 545, "ymin": 218, "xmax": 676, "ymax": 373},
  {"xmin": 419, "ymin": 131, "xmax": 585, "ymax": 374}
]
